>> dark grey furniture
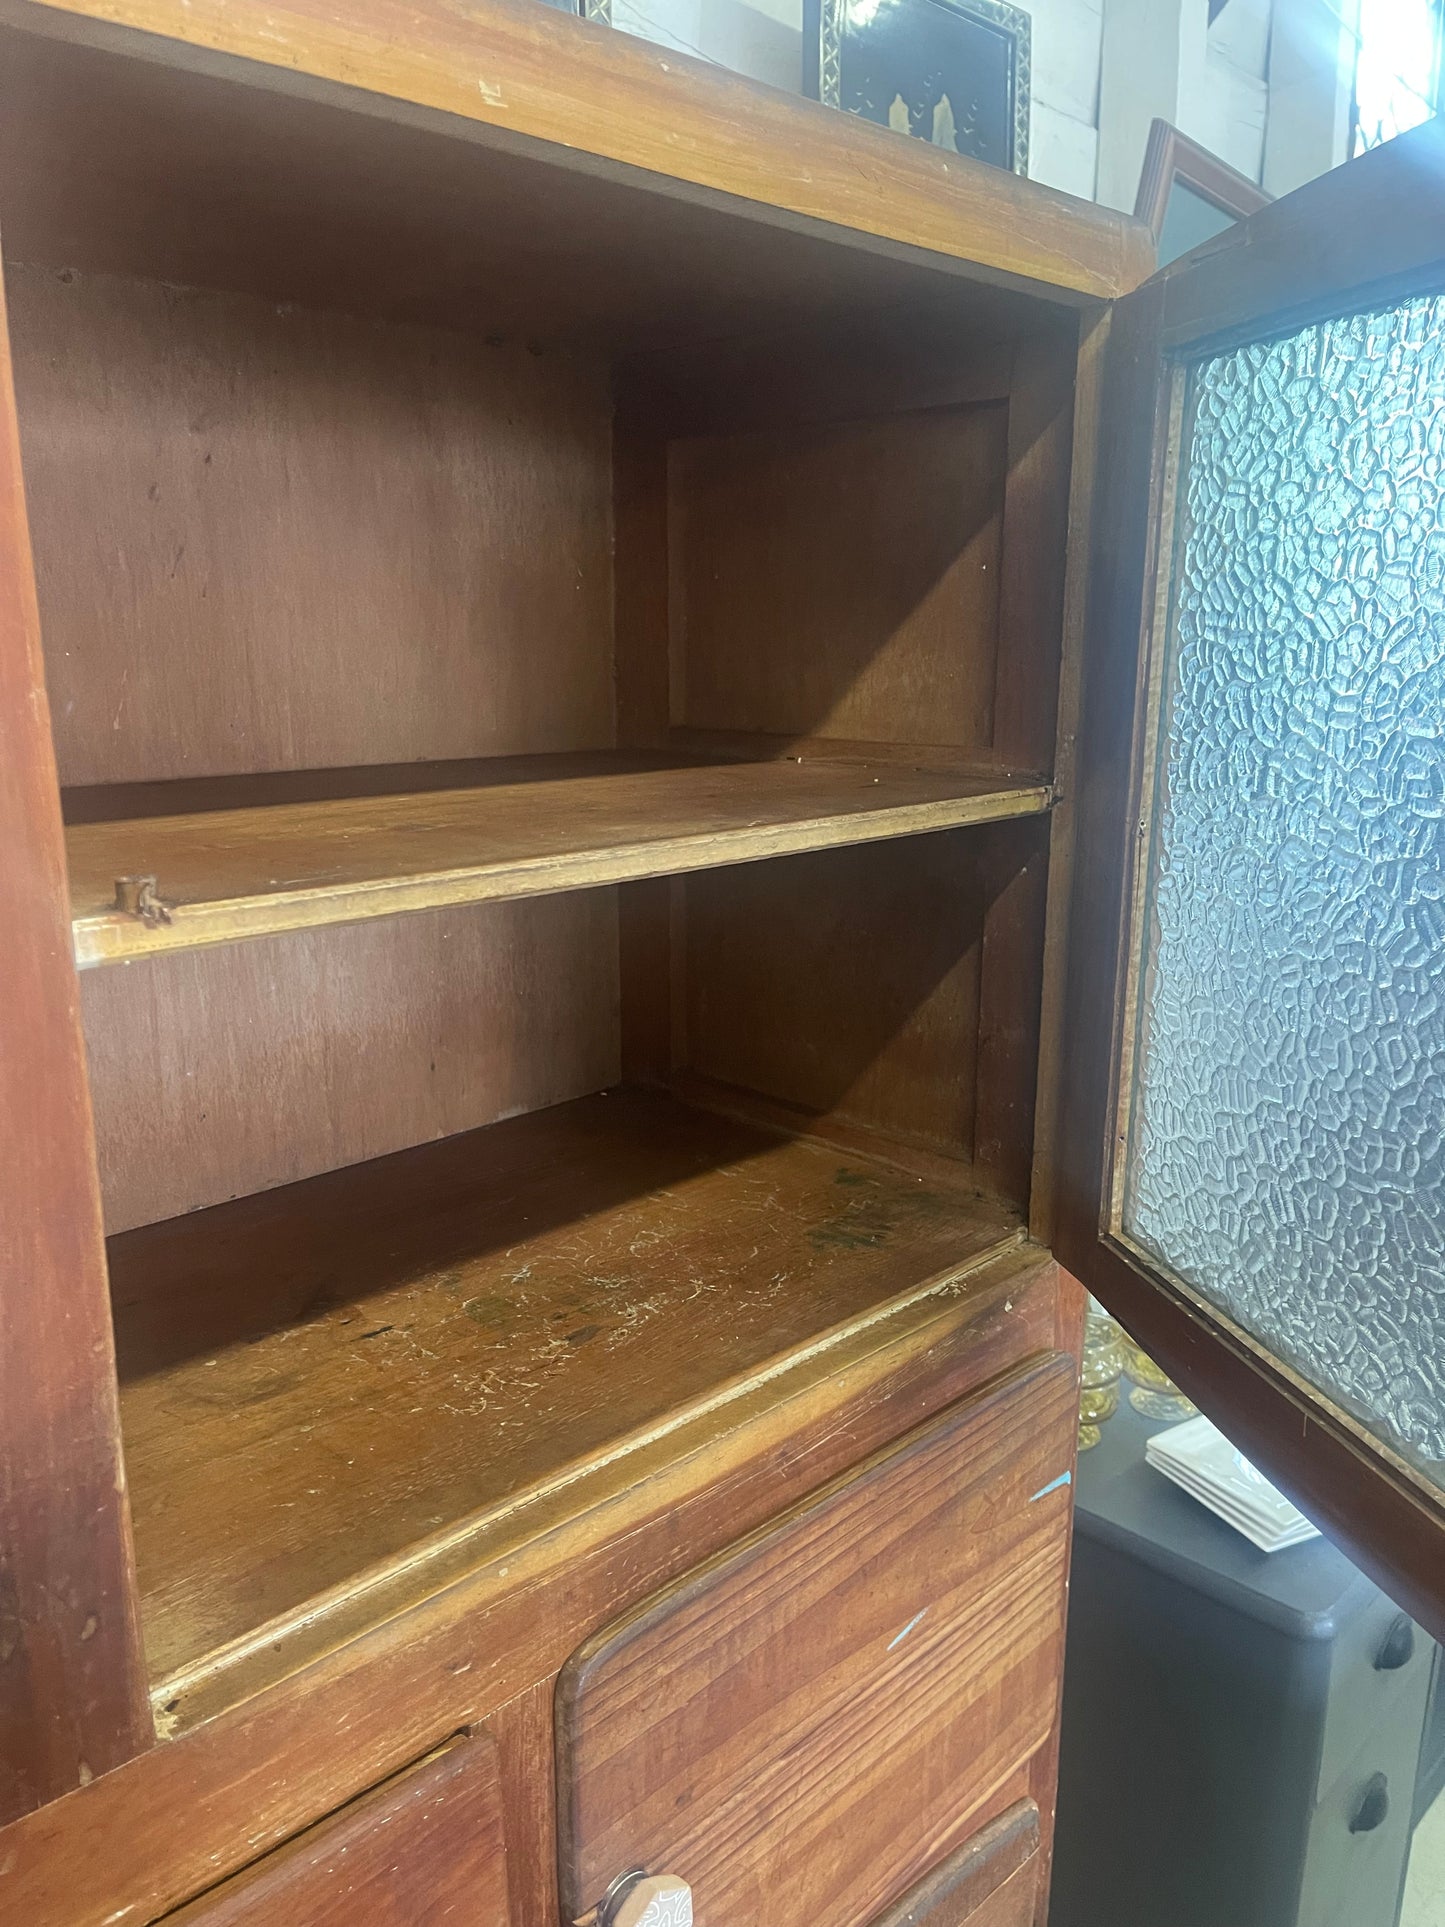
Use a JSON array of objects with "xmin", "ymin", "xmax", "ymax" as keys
[{"xmin": 1052, "ymin": 1402, "xmax": 1434, "ymax": 1927}]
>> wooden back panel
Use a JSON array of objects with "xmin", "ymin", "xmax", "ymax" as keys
[
  {"xmin": 556, "ymin": 1352, "xmax": 1077, "ymax": 1927},
  {"xmin": 84, "ymin": 892, "xmax": 620, "ymax": 1234},
  {"xmin": 7, "ymin": 263, "xmax": 615, "ymax": 786},
  {"xmin": 164, "ymin": 1734, "xmax": 511, "ymax": 1924}
]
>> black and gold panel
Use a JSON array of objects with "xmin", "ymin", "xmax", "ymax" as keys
[{"xmin": 805, "ymin": 0, "xmax": 1030, "ymax": 175}]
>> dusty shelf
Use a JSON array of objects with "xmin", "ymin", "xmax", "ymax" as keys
[
  {"xmin": 67, "ymin": 751, "xmax": 1053, "ymax": 966},
  {"xmin": 110, "ymin": 1085, "xmax": 1023, "ymax": 1695}
]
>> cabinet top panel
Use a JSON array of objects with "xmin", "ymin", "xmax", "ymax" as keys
[{"xmin": 0, "ymin": 0, "xmax": 1151, "ymax": 345}]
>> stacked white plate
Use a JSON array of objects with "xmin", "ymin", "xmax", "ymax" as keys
[{"xmin": 1146, "ymin": 1416, "xmax": 1321, "ymax": 1553}]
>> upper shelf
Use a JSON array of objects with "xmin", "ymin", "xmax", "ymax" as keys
[
  {"xmin": 65, "ymin": 752, "xmax": 1052, "ymax": 966},
  {"xmin": 0, "ymin": 0, "xmax": 1152, "ymax": 352}
]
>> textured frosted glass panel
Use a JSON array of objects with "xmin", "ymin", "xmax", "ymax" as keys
[{"xmin": 1124, "ymin": 293, "xmax": 1445, "ymax": 1477}]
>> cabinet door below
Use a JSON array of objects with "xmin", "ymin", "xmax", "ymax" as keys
[
  {"xmin": 163, "ymin": 1734, "xmax": 510, "ymax": 1926},
  {"xmin": 867, "ymin": 1801, "xmax": 1040, "ymax": 1927},
  {"xmin": 557, "ymin": 1351, "xmax": 1077, "ymax": 1926}
]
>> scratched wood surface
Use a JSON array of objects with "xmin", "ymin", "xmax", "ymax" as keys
[
  {"xmin": 164, "ymin": 1735, "xmax": 511, "ymax": 1924},
  {"xmin": 557, "ymin": 1353, "xmax": 1077, "ymax": 1926},
  {"xmin": 110, "ymin": 1087, "xmax": 1021, "ymax": 1683},
  {"xmin": 0, "ymin": 1246, "xmax": 1064, "ymax": 1925},
  {"xmin": 865, "ymin": 1800, "xmax": 1039, "ymax": 1927},
  {"xmin": 65, "ymin": 752, "xmax": 1050, "ymax": 966}
]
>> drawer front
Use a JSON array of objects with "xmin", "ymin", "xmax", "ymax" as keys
[
  {"xmin": 1316, "ymin": 1593, "xmax": 1432, "ymax": 1802},
  {"xmin": 866, "ymin": 1800, "xmax": 1040, "ymax": 1927},
  {"xmin": 557, "ymin": 1352, "xmax": 1076, "ymax": 1927},
  {"xmin": 164, "ymin": 1734, "xmax": 510, "ymax": 1926},
  {"xmin": 1297, "ymin": 1704, "xmax": 1429, "ymax": 1927}
]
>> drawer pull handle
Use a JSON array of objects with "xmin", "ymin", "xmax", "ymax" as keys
[
  {"xmin": 1374, "ymin": 1615, "xmax": 1415, "ymax": 1671},
  {"xmin": 1349, "ymin": 1773, "xmax": 1390, "ymax": 1834},
  {"xmin": 577, "ymin": 1871, "xmax": 694, "ymax": 1927}
]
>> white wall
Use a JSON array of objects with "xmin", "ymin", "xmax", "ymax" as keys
[
  {"xmin": 606, "ymin": 0, "xmax": 1108, "ymax": 197},
  {"xmin": 606, "ymin": 0, "xmax": 1351, "ymax": 211}
]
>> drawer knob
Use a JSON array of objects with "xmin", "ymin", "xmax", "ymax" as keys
[
  {"xmin": 1374, "ymin": 1614, "xmax": 1415, "ymax": 1671},
  {"xmin": 1349, "ymin": 1772, "xmax": 1390, "ymax": 1834},
  {"xmin": 578, "ymin": 1870, "xmax": 694, "ymax": 1927}
]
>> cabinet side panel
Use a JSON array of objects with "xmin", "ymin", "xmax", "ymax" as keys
[
  {"xmin": 0, "ymin": 243, "xmax": 151, "ymax": 1820},
  {"xmin": 682, "ymin": 824, "xmax": 1047, "ymax": 1193},
  {"xmin": 670, "ymin": 402, "xmax": 1007, "ymax": 750},
  {"xmin": 6, "ymin": 264, "xmax": 616, "ymax": 785},
  {"xmin": 682, "ymin": 837, "xmax": 984, "ymax": 1158}
]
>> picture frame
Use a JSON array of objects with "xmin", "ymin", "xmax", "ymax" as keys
[
  {"xmin": 1135, "ymin": 117, "xmax": 1271, "ymax": 266},
  {"xmin": 805, "ymin": 0, "xmax": 1031, "ymax": 177}
]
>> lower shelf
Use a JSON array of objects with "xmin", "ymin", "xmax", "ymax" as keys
[{"xmin": 110, "ymin": 1087, "xmax": 1021, "ymax": 1696}]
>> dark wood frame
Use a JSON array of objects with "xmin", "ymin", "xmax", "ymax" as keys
[
  {"xmin": 1133, "ymin": 116, "xmax": 1270, "ymax": 244},
  {"xmin": 0, "ymin": 251, "xmax": 152, "ymax": 1819},
  {"xmin": 1058, "ymin": 117, "xmax": 1445, "ymax": 1644}
]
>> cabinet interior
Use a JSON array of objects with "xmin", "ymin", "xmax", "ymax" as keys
[{"xmin": 0, "ymin": 21, "xmax": 1083, "ymax": 1702}]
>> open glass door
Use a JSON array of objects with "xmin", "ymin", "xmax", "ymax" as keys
[{"xmin": 1058, "ymin": 120, "xmax": 1445, "ymax": 1639}]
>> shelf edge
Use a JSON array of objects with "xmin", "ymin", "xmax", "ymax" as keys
[{"xmin": 72, "ymin": 783, "xmax": 1054, "ymax": 967}]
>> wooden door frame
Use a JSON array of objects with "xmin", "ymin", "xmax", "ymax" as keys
[
  {"xmin": 0, "ymin": 239, "xmax": 152, "ymax": 1820},
  {"xmin": 1054, "ymin": 120, "xmax": 1445, "ymax": 1641}
]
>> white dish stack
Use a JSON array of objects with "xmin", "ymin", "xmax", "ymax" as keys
[{"xmin": 1146, "ymin": 1416, "xmax": 1321, "ymax": 1552}]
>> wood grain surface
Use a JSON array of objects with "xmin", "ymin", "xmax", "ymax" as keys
[
  {"xmin": 670, "ymin": 403, "xmax": 1006, "ymax": 749},
  {"xmin": 82, "ymin": 891, "xmax": 619, "ymax": 1232},
  {"xmin": 0, "ymin": 239, "xmax": 151, "ymax": 1821},
  {"xmin": 65, "ymin": 753, "xmax": 1050, "ymax": 965},
  {"xmin": 0, "ymin": 1245, "xmax": 1064, "ymax": 1925},
  {"xmin": 0, "ymin": 0, "xmax": 1151, "ymax": 318},
  {"xmin": 683, "ymin": 835, "xmax": 990, "ymax": 1162},
  {"xmin": 7, "ymin": 264, "xmax": 615, "ymax": 790},
  {"xmin": 164, "ymin": 1734, "xmax": 511, "ymax": 1924},
  {"xmin": 557, "ymin": 1353, "xmax": 1077, "ymax": 1926},
  {"xmin": 110, "ymin": 1086, "xmax": 1022, "ymax": 1685},
  {"xmin": 865, "ymin": 1800, "xmax": 1039, "ymax": 1927}
]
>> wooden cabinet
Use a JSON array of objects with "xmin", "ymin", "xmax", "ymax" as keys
[
  {"xmin": 163, "ymin": 1737, "xmax": 511, "ymax": 1926},
  {"xmin": 867, "ymin": 1803, "xmax": 1042, "ymax": 1927},
  {"xmin": 557, "ymin": 1359, "xmax": 1075, "ymax": 1925},
  {"xmin": 0, "ymin": 0, "xmax": 1441, "ymax": 1921}
]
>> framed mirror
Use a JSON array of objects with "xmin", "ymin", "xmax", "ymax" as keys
[{"xmin": 1135, "ymin": 117, "xmax": 1270, "ymax": 265}]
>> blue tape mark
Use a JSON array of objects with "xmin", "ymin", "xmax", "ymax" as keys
[
  {"xmin": 887, "ymin": 1609, "xmax": 928, "ymax": 1651},
  {"xmin": 1029, "ymin": 1470, "xmax": 1073, "ymax": 1503}
]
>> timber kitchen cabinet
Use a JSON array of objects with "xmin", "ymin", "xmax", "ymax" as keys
[{"xmin": 0, "ymin": 0, "xmax": 1443, "ymax": 1918}]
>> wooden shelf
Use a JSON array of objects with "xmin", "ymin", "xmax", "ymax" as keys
[
  {"xmin": 66, "ymin": 752, "xmax": 1052, "ymax": 966},
  {"xmin": 110, "ymin": 1087, "xmax": 1022, "ymax": 1697}
]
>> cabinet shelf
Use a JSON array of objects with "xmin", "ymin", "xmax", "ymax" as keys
[
  {"xmin": 110, "ymin": 1086, "xmax": 1022, "ymax": 1701},
  {"xmin": 66, "ymin": 752, "xmax": 1052, "ymax": 966}
]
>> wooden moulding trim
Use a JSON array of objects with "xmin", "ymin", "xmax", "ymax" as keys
[
  {"xmin": 2, "ymin": 0, "xmax": 1154, "ymax": 305},
  {"xmin": 148, "ymin": 1231, "xmax": 1030, "ymax": 1731},
  {"xmin": 69, "ymin": 778, "xmax": 1055, "ymax": 967}
]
